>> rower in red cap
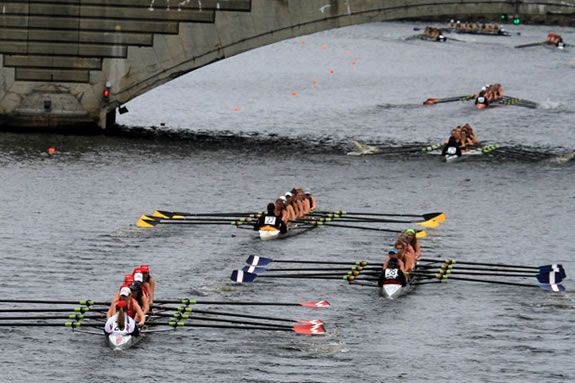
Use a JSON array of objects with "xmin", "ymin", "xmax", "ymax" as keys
[
  {"xmin": 107, "ymin": 285, "xmax": 145, "ymax": 327},
  {"xmin": 104, "ymin": 299, "xmax": 139, "ymax": 336},
  {"xmin": 139, "ymin": 264, "xmax": 156, "ymax": 305}
]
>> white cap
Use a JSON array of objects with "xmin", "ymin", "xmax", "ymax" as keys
[
  {"xmin": 279, "ymin": 196, "xmax": 287, "ymax": 202},
  {"xmin": 304, "ymin": 189, "xmax": 311, "ymax": 195},
  {"xmin": 285, "ymin": 192, "xmax": 293, "ymax": 197},
  {"xmin": 120, "ymin": 287, "xmax": 131, "ymax": 297},
  {"xmin": 450, "ymin": 19, "xmax": 454, "ymax": 23},
  {"xmin": 481, "ymin": 86, "xmax": 486, "ymax": 91},
  {"xmin": 134, "ymin": 272, "xmax": 144, "ymax": 282}
]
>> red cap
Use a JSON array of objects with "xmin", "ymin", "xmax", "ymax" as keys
[
  {"xmin": 133, "ymin": 267, "xmax": 142, "ymax": 275},
  {"xmin": 140, "ymin": 264, "xmax": 150, "ymax": 273},
  {"xmin": 124, "ymin": 274, "xmax": 134, "ymax": 284},
  {"xmin": 116, "ymin": 300, "xmax": 127, "ymax": 309}
]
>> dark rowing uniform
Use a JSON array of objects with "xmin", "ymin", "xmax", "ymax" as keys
[
  {"xmin": 441, "ymin": 136, "xmax": 462, "ymax": 157},
  {"xmin": 254, "ymin": 214, "xmax": 287, "ymax": 233},
  {"xmin": 378, "ymin": 268, "xmax": 407, "ymax": 287}
]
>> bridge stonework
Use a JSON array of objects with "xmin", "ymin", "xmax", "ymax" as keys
[{"xmin": 0, "ymin": 0, "xmax": 573, "ymax": 130}]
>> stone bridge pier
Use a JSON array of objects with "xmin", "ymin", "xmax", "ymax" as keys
[{"xmin": 0, "ymin": 0, "xmax": 574, "ymax": 131}]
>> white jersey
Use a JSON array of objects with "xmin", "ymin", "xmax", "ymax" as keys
[{"xmin": 104, "ymin": 313, "xmax": 137, "ymax": 334}]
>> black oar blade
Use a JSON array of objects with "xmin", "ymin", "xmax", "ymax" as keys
[
  {"xmin": 246, "ymin": 255, "xmax": 273, "ymax": 267},
  {"xmin": 231, "ymin": 270, "xmax": 257, "ymax": 283}
]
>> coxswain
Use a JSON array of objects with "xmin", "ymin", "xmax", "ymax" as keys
[
  {"xmin": 129, "ymin": 279, "xmax": 150, "ymax": 315},
  {"xmin": 475, "ymin": 90, "xmax": 489, "ymax": 109},
  {"xmin": 402, "ymin": 229, "xmax": 421, "ymax": 260},
  {"xmin": 442, "ymin": 128, "xmax": 463, "ymax": 157},
  {"xmin": 104, "ymin": 300, "xmax": 140, "ymax": 336},
  {"xmin": 255, "ymin": 203, "xmax": 288, "ymax": 233},
  {"xmin": 378, "ymin": 257, "xmax": 407, "ymax": 287},
  {"xmin": 383, "ymin": 248, "xmax": 406, "ymax": 273},
  {"xmin": 107, "ymin": 286, "xmax": 145, "ymax": 327},
  {"xmin": 139, "ymin": 264, "xmax": 155, "ymax": 305},
  {"xmin": 304, "ymin": 189, "xmax": 316, "ymax": 211}
]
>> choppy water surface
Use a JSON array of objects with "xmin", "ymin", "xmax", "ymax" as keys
[{"xmin": 1, "ymin": 22, "xmax": 574, "ymax": 382}]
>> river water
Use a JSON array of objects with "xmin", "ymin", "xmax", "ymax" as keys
[{"xmin": 0, "ymin": 22, "xmax": 574, "ymax": 382}]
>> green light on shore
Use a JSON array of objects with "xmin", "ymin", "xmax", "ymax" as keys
[
  {"xmin": 513, "ymin": 17, "xmax": 520, "ymax": 25},
  {"xmin": 500, "ymin": 14, "xmax": 508, "ymax": 21}
]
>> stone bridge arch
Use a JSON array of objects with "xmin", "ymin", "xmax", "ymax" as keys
[{"xmin": 0, "ymin": 0, "xmax": 573, "ymax": 130}]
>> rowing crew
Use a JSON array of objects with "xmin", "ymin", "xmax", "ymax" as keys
[
  {"xmin": 546, "ymin": 32, "xmax": 565, "ymax": 49},
  {"xmin": 423, "ymin": 26, "xmax": 446, "ymax": 42},
  {"xmin": 441, "ymin": 124, "xmax": 479, "ymax": 156},
  {"xmin": 379, "ymin": 228, "xmax": 422, "ymax": 287},
  {"xmin": 448, "ymin": 20, "xmax": 504, "ymax": 35},
  {"xmin": 254, "ymin": 188, "xmax": 317, "ymax": 232},
  {"xmin": 104, "ymin": 264, "xmax": 156, "ymax": 335},
  {"xmin": 475, "ymin": 83, "xmax": 504, "ymax": 108}
]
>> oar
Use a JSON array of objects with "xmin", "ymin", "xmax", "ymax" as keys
[
  {"xmin": 242, "ymin": 266, "xmax": 380, "ymax": 273},
  {"xmin": 136, "ymin": 215, "xmax": 255, "ymax": 228},
  {"xmin": 231, "ymin": 270, "xmax": 350, "ymax": 283},
  {"xmin": 153, "ymin": 298, "xmax": 330, "ymax": 308},
  {"xmin": 150, "ymin": 321, "xmax": 326, "ymax": 335},
  {"xmin": 514, "ymin": 41, "xmax": 547, "ymax": 49},
  {"xmin": 421, "ymin": 258, "xmax": 564, "ymax": 272},
  {"xmin": 158, "ymin": 306, "xmax": 319, "ymax": 324},
  {"xmin": 0, "ymin": 299, "xmax": 104, "ymax": 305},
  {"xmin": 245, "ymin": 255, "xmax": 372, "ymax": 267},
  {"xmin": 299, "ymin": 221, "xmax": 427, "ymax": 238},
  {"xmin": 151, "ymin": 210, "xmax": 261, "ymax": 219},
  {"xmin": 0, "ymin": 314, "xmax": 105, "ymax": 321},
  {"xmin": 316, "ymin": 211, "xmax": 445, "ymax": 222},
  {"xmin": 151, "ymin": 312, "xmax": 305, "ymax": 329},
  {"xmin": 494, "ymin": 96, "xmax": 538, "ymax": 109},
  {"xmin": 423, "ymin": 94, "xmax": 475, "ymax": 105},
  {"xmin": 420, "ymin": 274, "xmax": 564, "ymax": 291},
  {"xmin": 307, "ymin": 213, "xmax": 440, "ymax": 228}
]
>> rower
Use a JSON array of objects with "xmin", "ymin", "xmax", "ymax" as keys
[
  {"xmin": 107, "ymin": 286, "xmax": 145, "ymax": 327},
  {"xmin": 383, "ymin": 248, "xmax": 406, "ymax": 273},
  {"xmin": 104, "ymin": 300, "xmax": 139, "ymax": 336},
  {"xmin": 110, "ymin": 274, "xmax": 135, "ymax": 304},
  {"xmin": 397, "ymin": 237, "xmax": 417, "ymax": 271},
  {"xmin": 402, "ymin": 229, "xmax": 421, "ymax": 260},
  {"xmin": 130, "ymin": 279, "xmax": 150, "ymax": 315},
  {"xmin": 304, "ymin": 189, "xmax": 316, "ymax": 211},
  {"xmin": 378, "ymin": 257, "xmax": 407, "ymax": 288},
  {"xmin": 294, "ymin": 189, "xmax": 308, "ymax": 217},
  {"xmin": 283, "ymin": 193, "xmax": 298, "ymax": 221},
  {"xmin": 139, "ymin": 264, "xmax": 155, "ymax": 305},
  {"xmin": 254, "ymin": 203, "xmax": 288, "ymax": 233},
  {"xmin": 461, "ymin": 123, "xmax": 479, "ymax": 145}
]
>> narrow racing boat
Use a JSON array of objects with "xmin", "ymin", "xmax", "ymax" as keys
[
  {"xmin": 380, "ymin": 267, "xmax": 417, "ymax": 299},
  {"xmin": 259, "ymin": 223, "xmax": 317, "ymax": 240}
]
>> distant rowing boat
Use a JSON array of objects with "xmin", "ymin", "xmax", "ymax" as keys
[{"xmin": 259, "ymin": 222, "xmax": 317, "ymax": 241}]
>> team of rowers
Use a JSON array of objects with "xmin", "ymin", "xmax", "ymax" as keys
[
  {"xmin": 379, "ymin": 228, "xmax": 422, "ymax": 286},
  {"xmin": 441, "ymin": 123, "xmax": 480, "ymax": 156},
  {"xmin": 104, "ymin": 264, "xmax": 156, "ymax": 335},
  {"xmin": 475, "ymin": 83, "xmax": 504, "ymax": 107},
  {"xmin": 447, "ymin": 20, "xmax": 505, "ymax": 34},
  {"xmin": 254, "ymin": 188, "xmax": 317, "ymax": 232}
]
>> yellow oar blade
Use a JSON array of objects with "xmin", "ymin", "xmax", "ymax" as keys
[
  {"xmin": 417, "ymin": 219, "xmax": 439, "ymax": 228},
  {"xmin": 416, "ymin": 230, "xmax": 427, "ymax": 239},
  {"xmin": 136, "ymin": 215, "xmax": 159, "ymax": 228},
  {"xmin": 432, "ymin": 213, "xmax": 446, "ymax": 223},
  {"xmin": 151, "ymin": 210, "xmax": 173, "ymax": 219}
]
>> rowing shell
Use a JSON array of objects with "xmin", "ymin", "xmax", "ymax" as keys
[
  {"xmin": 259, "ymin": 223, "xmax": 317, "ymax": 240},
  {"xmin": 107, "ymin": 312, "xmax": 159, "ymax": 351},
  {"xmin": 380, "ymin": 268, "xmax": 418, "ymax": 299},
  {"xmin": 442, "ymin": 148, "xmax": 484, "ymax": 163}
]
